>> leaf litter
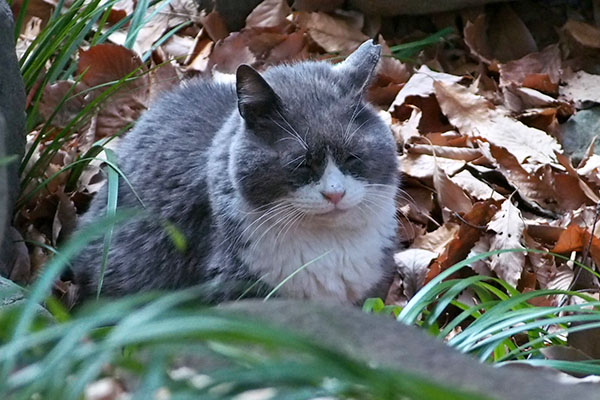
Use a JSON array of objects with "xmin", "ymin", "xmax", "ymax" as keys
[{"xmin": 11, "ymin": 0, "xmax": 600, "ymax": 368}]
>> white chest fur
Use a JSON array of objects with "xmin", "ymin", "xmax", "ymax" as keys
[{"xmin": 239, "ymin": 195, "xmax": 397, "ymax": 303}]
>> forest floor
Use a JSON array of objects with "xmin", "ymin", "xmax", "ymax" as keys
[{"xmin": 9, "ymin": 0, "xmax": 600, "ymax": 376}]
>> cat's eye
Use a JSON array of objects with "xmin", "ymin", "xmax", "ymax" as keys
[
  {"xmin": 292, "ymin": 159, "xmax": 311, "ymax": 173},
  {"xmin": 344, "ymin": 154, "xmax": 361, "ymax": 165}
]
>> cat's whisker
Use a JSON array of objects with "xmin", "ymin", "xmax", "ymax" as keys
[
  {"xmin": 240, "ymin": 203, "xmax": 294, "ymax": 242},
  {"xmin": 274, "ymin": 110, "xmax": 309, "ymax": 150},
  {"xmin": 269, "ymin": 117, "xmax": 307, "ymax": 150},
  {"xmin": 226, "ymin": 202, "xmax": 293, "ymax": 252},
  {"xmin": 355, "ymin": 203, "xmax": 371, "ymax": 221},
  {"xmin": 363, "ymin": 183, "xmax": 397, "ymax": 189},
  {"xmin": 349, "ymin": 151, "xmax": 365, "ymax": 164},
  {"xmin": 283, "ymin": 154, "xmax": 305, "ymax": 168},
  {"xmin": 360, "ymin": 199, "xmax": 380, "ymax": 219},
  {"xmin": 291, "ymin": 159, "xmax": 306, "ymax": 173},
  {"xmin": 233, "ymin": 199, "xmax": 287, "ymax": 215},
  {"xmin": 248, "ymin": 207, "xmax": 301, "ymax": 254},
  {"xmin": 345, "ymin": 116, "xmax": 373, "ymax": 145},
  {"xmin": 343, "ymin": 98, "xmax": 366, "ymax": 144},
  {"xmin": 363, "ymin": 190, "xmax": 398, "ymax": 203},
  {"xmin": 361, "ymin": 198, "xmax": 391, "ymax": 215},
  {"xmin": 396, "ymin": 187, "xmax": 418, "ymax": 205},
  {"xmin": 281, "ymin": 210, "xmax": 306, "ymax": 239},
  {"xmin": 273, "ymin": 209, "xmax": 305, "ymax": 247}
]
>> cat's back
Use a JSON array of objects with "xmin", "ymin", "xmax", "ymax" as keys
[
  {"xmin": 120, "ymin": 78, "xmax": 236, "ymax": 161},
  {"xmin": 109, "ymin": 78, "xmax": 237, "ymax": 210}
]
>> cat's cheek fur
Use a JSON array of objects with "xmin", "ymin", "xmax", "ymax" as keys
[{"xmin": 239, "ymin": 184, "xmax": 397, "ymax": 302}]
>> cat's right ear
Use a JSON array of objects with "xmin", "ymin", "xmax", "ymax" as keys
[
  {"xmin": 333, "ymin": 39, "xmax": 381, "ymax": 94},
  {"xmin": 236, "ymin": 65, "xmax": 280, "ymax": 122}
]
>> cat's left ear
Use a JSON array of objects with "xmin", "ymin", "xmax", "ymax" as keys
[
  {"xmin": 334, "ymin": 39, "xmax": 381, "ymax": 93},
  {"xmin": 236, "ymin": 65, "xmax": 281, "ymax": 122}
]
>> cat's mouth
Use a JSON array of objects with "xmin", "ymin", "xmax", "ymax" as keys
[{"xmin": 313, "ymin": 206, "xmax": 349, "ymax": 217}]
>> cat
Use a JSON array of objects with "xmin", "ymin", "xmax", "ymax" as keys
[{"xmin": 71, "ymin": 40, "xmax": 399, "ymax": 304}]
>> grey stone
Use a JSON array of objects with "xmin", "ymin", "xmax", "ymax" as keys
[
  {"xmin": 0, "ymin": 1, "xmax": 26, "ymax": 278},
  {"xmin": 561, "ymin": 107, "xmax": 600, "ymax": 163},
  {"xmin": 222, "ymin": 300, "xmax": 600, "ymax": 400}
]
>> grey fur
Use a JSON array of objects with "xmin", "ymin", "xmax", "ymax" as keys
[{"xmin": 71, "ymin": 40, "xmax": 399, "ymax": 303}]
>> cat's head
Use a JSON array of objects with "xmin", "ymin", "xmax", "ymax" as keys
[{"xmin": 230, "ymin": 40, "xmax": 398, "ymax": 226}]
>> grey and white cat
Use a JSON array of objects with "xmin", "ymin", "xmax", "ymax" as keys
[{"xmin": 71, "ymin": 40, "xmax": 399, "ymax": 304}]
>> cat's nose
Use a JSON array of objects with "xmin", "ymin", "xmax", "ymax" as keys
[{"xmin": 321, "ymin": 190, "xmax": 345, "ymax": 205}]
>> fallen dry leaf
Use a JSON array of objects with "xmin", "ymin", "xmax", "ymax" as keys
[
  {"xmin": 427, "ymin": 199, "xmax": 500, "ymax": 282},
  {"xmin": 560, "ymin": 69, "xmax": 600, "ymax": 109},
  {"xmin": 499, "ymin": 45, "xmax": 561, "ymax": 92},
  {"xmin": 487, "ymin": 197, "xmax": 526, "ymax": 286},
  {"xmin": 245, "ymin": 0, "xmax": 291, "ymax": 29},
  {"xmin": 477, "ymin": 141, "xmax": 558, "ymax": 210},
  {"xmin": 199, "ymin": 10, "xmax": 229, "ymax": 42},
  {"xmin": 563, "ymin": 19, "xmax": 600, "ymax": 49},
  {"xmin": 78, "ymin": 44, "xmax": 150, "ymax": 138},
  {"xmin": 295, "ymin": 11, "xmax": 368, "ymax": 53},
  {"xmin": 39, "ymin": 81, "xmax": 88, "ymax": 128},
  {"xmin": 393, "ymin": 248, "xmax": 436, "ymax": 299},
  {"xmin": 399, "ymin": 152, "xmax": 465, "ymax": 181},
  {"xmin": 433, "ymin": 159, "xmax": 473, "ymax": 216},
  {"xmin": 434, "ymin": 80, "xmax": 561, "ymax": 165},
  {"xmin": 389, "ymin": 65, "xmax": 464, "ymax": 115},
  {"xmin": 412, "ymin": 223, "xmax": 460, "ymax": 255}
]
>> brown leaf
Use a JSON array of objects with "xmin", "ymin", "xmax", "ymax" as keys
[
  {"xmin": 427, "ymin": 199, "xmax": 500, "ymax": 282},
  {"xmin": 541, "ymin": 346, "xmax": 594, "ymax": 366},
  {"xmin": 486, "ymin": 5, "xmax": 537, "ymax": 63},
  {"xmin": 207, "ymin": 31, "xmax": 256, "ymax": 74},
  {"xmin": 556, "ymin": 152, "xmax": 600, "ymax": 204},
  {"xmin": 106, "ymin": 0, "xmax": 134, "ymax": 24},
  {"xmin": 552, "ymin": 223, "xmax": 600, "ymax": 267},
  {"xmin": 563, "ymin": 19, "xmax": 600, "ymax": 49},
  {"xmin": 39, "ymin": 81, "xmax": 88, "ymax": 128},
  {"xmin": 477, "ymin": 141, "xmax": 558, "ymax": 210},
  {"xmin": 434, "ymin": 80, "xmax": 561, "ymax": 165},
  {"xmin": 78, "ymin": 44, "xmax": 149, "ymax": 138},
  {"xmin": 523, "ymin": 230, "xmax": 558, "ymax": 289},
  {"xmin": 7, "ymin": 227, "xmax": 31, "ymax": 284},
  {"xmin": 295, "ymin": 11, "xmax": 368, "ymax": 53},
  {"xmin": 391, "ymin": 106, "xmax": 420, "ymax": 146},
  {"xmin": 78, "ymin": 44, "xmax": 146, "ymax": 87},
  {"xmin": 464, "ymin": 14, "xmax": 493, "ymax": 64},
  {"xmin": 163, "ymin": 34, "xmax": 196, "ymax": 61},
  {"xmin": 406, "ymin": 144, "xmax": 483, "ymax": 162},
  {"xmin": 246, "ymin": 0, "xmax": 291, "ymax": 29},
  {"xmin": 389, "ymin": 65, "xmax": 464, "ymax": 115},
  {"xmin": 499, "ymin": 45, "xmax": 561, "ymax": 91},
  {"xmin": 377, "ymin": 35, "xmax": 411, "ymax": 84},
  {"xmin": 433, "ymin": 160, "xmax": 473, "ymax": 216},
  {"xmin": 199, "ymin": 10, "xmax": 229, "ymax": 41},
  {"xmin": 292, "ymin": 0, "xmax": 343, "ymax": 12},
  {"xmin": 467, "ymin": 234, "xmax": 492, "ymax": 276},
  {"xmin": 150, "ymin": 52, "xmax": 181, "ymax": 99},
  {"xmin": 186, "ymin": 38, "xmax": 214, "ymax": 72},
  {"xmin": 397, "ymin": 184, "xmax": 434, "ymax": 226},
  {"xmin": 552, "ymin": 223, "xmax": 588, "ymax": 253},
  {"xmin": 411, "ymin": 223, "xmax": 460, "ymax": 255},
  {"xmin": 52, "ymin": 191, "xmax": 77, "ymax": 245},
  {"xmin": 267, "ymin": 29, "xmax": 309, "ymax": 64}
]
